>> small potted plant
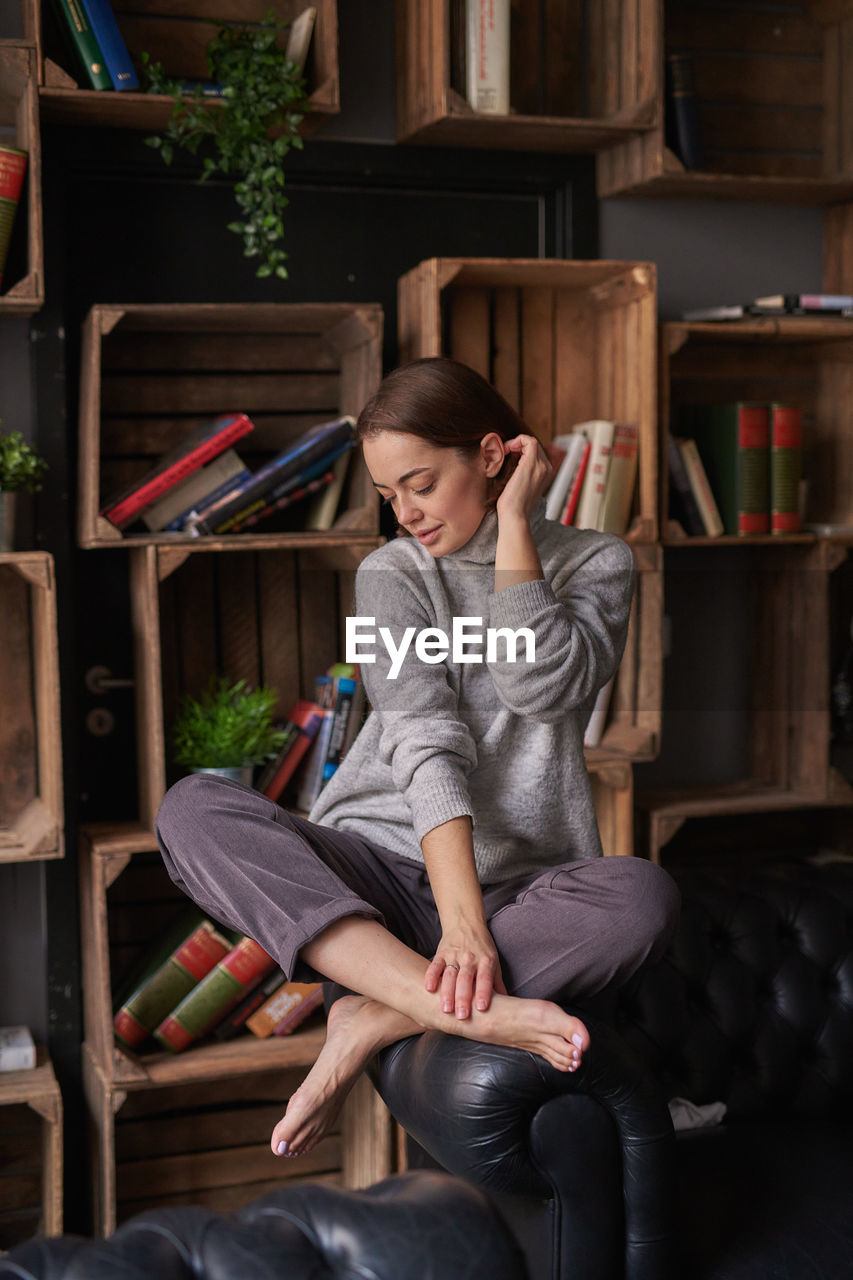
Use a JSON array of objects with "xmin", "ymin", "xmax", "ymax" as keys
[
  {"xmin": 0, "ymin": 424, "xmax": 48, "ymax": 552},
  {"xmin": 171, "ymin": 677, "xmax": 289, "ymax": 785}
]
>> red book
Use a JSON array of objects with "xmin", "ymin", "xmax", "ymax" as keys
[
  {"xmin": 262, "ymin": 700, "xmax": 326, "ymax": 803},
  {"xmin": 153, "ymin": 937, "xmax": 277, "ymax": 1052},
  {"xmin": 100, "ymin": 413, "xmax": 255, "ymax": 529},
  {"xmin": 560, "ymin": 441, "xmax": 590, "ymax": 526},
  {"xmin": 769, "ymin": 404, "xmax": 803, "ymax": 535},
  {"xmin": 0, "ymin": 146, "xmax": 27, "ymax": 290}
]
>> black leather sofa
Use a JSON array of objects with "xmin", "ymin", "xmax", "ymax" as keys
[
  {"xmin": 0, "ymin": 1170, "xmax": 527, "ymax": 1279},
  {"xmin": 375, "ymin": 858, "xmax": 853, "ymax": 1280}
]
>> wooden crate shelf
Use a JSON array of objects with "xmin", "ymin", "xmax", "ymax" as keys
[
  {"xmin": 598, "ymin": 1, "xmax": 853, "ymax": 203},
  {"xmin": 0, "ymin": 553, "xmax": 63, "ymax": 864},
  {"xmin": 79, "ymin": 824, "xmax": 393, "ymax": 1235},
  {"xmin": 31, "ymin": 0, "xmax": 339, "ymax": 133},
  {"xmin": 0, "ymin": 1054, "xmax": 63, "ymax": 1243},
  {"xmin": 127, "ymin": 539, "xmax": 380, "ymax": 830},
  {"xmin": 77, "ymin": 302, "xmax": 383, "ymax": 550},
  {"xmin": 398, "ymin": 258, "xmax": 658, "ymax": 543},
  {"xmin": 0, "ymin": 43, "xmax": 42, "ymax": 314},
  {"xmin": 660, "ymin": 317, "xmax": 853, "ymax": 543},
  {"xmin": 637, "ymin": 789, "xmax": 853, "ymax": 865},
  {"xmin": 395, "ymin": 0, "xmax": 659, "ymax": 152}
]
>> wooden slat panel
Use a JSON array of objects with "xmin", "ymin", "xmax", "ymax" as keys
[
  {"xmin": 102, "ymin": 413, "xmax": 335, "ymax": 458},
  {"xmin": 699, "ymin": 104, "xmax": 821, "ymax": 155},
  {"xmin": 492, "ymin": 287, "xmax": 521, "ymax": 409},
  {"xmin": 100, "ymin": 373, "xmax": 341, "ymax": 415},
  {"xmin": 544, "ymin": 0, "xmax": 584, "ymax": 118},
  {"xmin": 0, "ymin": 567, "xmax": 35, "ymax": 826},
  {"xmin": 298, "ymin": 567, "xmax": 338, "ymax": 695},
  {"xmin": 510, "ymin": 0, "xmax": 543, "ymax": 116},
  {"xmin": 448, "ymin": 287, "xmax": 490, "ymax": 379},
  {"xmin": 174, "ymin": 555, "xmax": 218, "ymax": 703},
  {"xmin": 103, "ymin": 334, "xmax": 339, "ymax": 373},
  {"xmin": 554, "ymin": 288, "xmax": 596, "ymax": 429},
  {"xmin": 117, "ymin": 1103, "xmax": 306, "ymax": 1161},
  {"xmin": 117, "ymin": 1067, "xmax": 309, "ymax": 1119},
  {"xmin": 692, "ymin": 53, "xmax": 822, "ymax": 109},
  {"xmin": 520, "ymin": 287, "xmax": 555, "ymax": 438},
  {"xmin": 117, "ymin": 1135, "xmax": 341, "ymax": 1200},
  {"xmin": 217, "ymin": 554, "xmax": 261, "ymax": 690},
  {"xmin": 257, "ymin": 553, "xmax": 300, "ymax": 717},
  {"xmin": 666, "ymin": 5, "xmax": 822, "ymax": 56},
  {"xmin": 117, "ymin": 1171, "xmax": 342, "ymax": 1223}
]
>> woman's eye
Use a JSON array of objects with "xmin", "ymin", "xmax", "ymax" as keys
[
  {"xmin": 414, "ymin": 483, "xmax": 434, "ymax": 497},
  {"xmin": 381, "ymin": 495, "xmax": 395, "ymax": 507}
]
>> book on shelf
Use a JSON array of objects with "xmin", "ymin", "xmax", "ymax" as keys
[
  {"xmin": 584, "ymin": 676, "xmax": 615, "ymax": 750},
  {"xmin": 598, "ymin": 422, "xmax": 639, "ymax": 535},
  {"xmin": 153, "ymin": 936, "xmax": 277, "ymax": 1053},
  {"xmin": 100, "ymin": 412, "xmax": 255, "ymax": 530},
  {"xmin": 227, "ymin": 454, "xmax": 344, "ymax": 534},
  {"xmin": 676, "ymin": 438, "xmax": 724, "ymax": 537},
  {"xmin": 667, "ymin": 435, "xmax": 705, "ymax": 536},
  {"xmin": 327, "ymin": 661, "xmax": 366, "ymax": 756},
  {"xmin": 258, "ymin": 699, "xmax": 326, "ymax": 803},
  {"xmin": 285, "ymin": 6, "xmax": 317, "ymax": 72},
  {"xmin": 754, "ymin": 293, "xmax": 853, "ymax": 315},
  {"xmin": 211, "ymin": 968, "xmax": 288, "ymax": 1041},
  {"xmin": 48, "ymin": 0, "xmax": 112, "ymax": 90},
  {"xmin": 572, "ymin": 420, "xmax": 615, "ymax": 531},
  {"xmin": 113, "ymin": 910, "xmax": 236, "ymax": 1050},
  {"xmin": 320, "ymin": 675, "xmax": 358, "ymax": 785},
  {"xmin": 665, "ymin": 50, "xmax": 703, "ymax": 170},
  {"xmin": 184, "ymin": 416, "xmax": 355, "ymax": 536},
  {"xmin": 295, "ymin": 704, "xmax": 335, "ymax": 812},
  {"xmin": 304, "ymin": 449, "xmax": 353, "ymax": 531},
  {"xmin": 544, "ymin": 434, "xmax": 588, "ymax": 523},
  {"xmin": 78, "ymin": 0, "xmax": 138, "ymax": 90},
  {"xmin": 141, "ymin": 449, "xmax": 249, "ymax": 532},
  {"xmin": 464, "ymin": 0, "xmax": 510, "ymax": 115},
  {"xmin": 0, "ymin": 146, "xmax": 27, "ymax": 291},
  {"xmin": 682, "ymin": 402, "xmax": 770, "ymax": 536},
  {"xmin": 769, "ymin": 403, "xmax": 803, "ymax": 535},
  {"xmin": 246, "ymin": 981, "xmax": 324, "ymax": 1038},
  {"xmin": 0, "ymin": 1025, "xmax": 36, "ymax": 1073}
]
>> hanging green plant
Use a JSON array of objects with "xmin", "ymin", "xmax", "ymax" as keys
[{"xmin": 142, "ymin": 10, "xmax": 309, "ymax": 279}]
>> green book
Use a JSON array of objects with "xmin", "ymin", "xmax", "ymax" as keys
[
  {"xmin": 153, "ymin": 936, "xmax": 277, "ymax": 1053},
  {"xmin": 49, "ymin": 0, "xmax": 112, "ymax": 91},
  {"xmin": 113, "ymin": 910, "xmax": 238, "ymax": 1050},
  {"xmin": 769, "ymin": 403, "xmax": 803, "ymax": 535},
  {"xmin": 682, "ymin": 402, "xmax": 770, "ymax": 536}
]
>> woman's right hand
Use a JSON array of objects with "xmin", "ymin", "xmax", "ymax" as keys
[{"xmin": 424, "ymin": 921, "xmax": 507, "ymax": 1020}]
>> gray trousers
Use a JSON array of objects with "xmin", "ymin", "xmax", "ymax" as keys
[{"xmin": 156, "ymin": 773, "xmax": 680, "ymax": 1003}]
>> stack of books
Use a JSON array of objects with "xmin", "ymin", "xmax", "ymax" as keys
[
  {"xmin": 255, "ymin": 662, "xmax": 366, "ymax": 811},
  {"xmin": 683, "ymin": 293, "xmax": 853, "ymax": 322},
  {"xmin": 543, "ymin": 419, "xmax": 639, "ymax": 537},
  {"xmin": 99, "ymin": 414, "xmax": 356, "ymax": 537},
  {"xmin": 112, "ymin": 906, "xmax": 324, "ymax": 1055},
  {"xmin": 668, "ymin": 401, "xmax": 803, "ymax": 538}
]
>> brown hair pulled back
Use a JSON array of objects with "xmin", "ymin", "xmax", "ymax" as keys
[{"xmin": 355, "ymin": 357, "xmax": 535, "ymax": 455}]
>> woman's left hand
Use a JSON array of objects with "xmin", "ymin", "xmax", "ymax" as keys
[{"xmin": 496, "ymin": 435, "xmax": 553, "ymax": 522}]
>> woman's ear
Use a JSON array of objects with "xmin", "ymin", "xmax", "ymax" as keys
[{"xmin": 479, "ymin": 432, "xmax": 506, "ymax": 478}]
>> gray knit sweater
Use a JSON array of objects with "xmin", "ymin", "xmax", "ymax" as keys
[{"xmin": 309, "ymin": 500, "xmax": 636, "ymax": 884}]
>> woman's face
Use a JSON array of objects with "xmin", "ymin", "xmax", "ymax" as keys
[{"xmin": 363, "ymin": 430, "xmax": 502, "ymax": 557}]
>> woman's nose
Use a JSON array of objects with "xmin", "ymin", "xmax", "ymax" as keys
[{"xmin": 397, "ymin": 495, "xmax": 423, "ymax": 525}]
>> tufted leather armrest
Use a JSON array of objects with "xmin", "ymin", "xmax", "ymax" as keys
[
  {"xmin": 614, "ymin": 860, "xmax": 853, "ymax": 1117},
  {"xmin": 0, "ymin": 1172, "xmax": 527, "ymax": 1280}
]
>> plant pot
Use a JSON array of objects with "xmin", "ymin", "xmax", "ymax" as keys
[
  {"xmin": 190, "ymin": 764, "xmax": 254, "ymax": 787},
  {"xmin": 0, "ymin": 491, "xmax": 15, "ymax": 552}
]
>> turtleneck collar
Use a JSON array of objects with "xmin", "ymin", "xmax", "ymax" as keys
[{"xmin": 436, "ymin": 499, "xmax": 549, "ymax": 566}]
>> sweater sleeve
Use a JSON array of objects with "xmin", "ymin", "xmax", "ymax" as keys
[
  {"xmin": 354, "ymin": 560, "xmax": 477, "ymax": 843},
  {"xmin": 485, "ymin": 534, "xmax": 636, "ymax": 722}
]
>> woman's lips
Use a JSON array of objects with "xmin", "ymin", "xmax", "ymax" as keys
[{"xmin": 414, "ymin": 526, "xmax": 441, "ymax": 545}]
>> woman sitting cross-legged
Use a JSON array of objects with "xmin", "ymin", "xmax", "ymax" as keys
[{"xmin": 155, "ymin": 356, "xmax": 680, "ymax": 1160}]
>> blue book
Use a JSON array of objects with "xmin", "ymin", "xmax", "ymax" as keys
[
  {"xmin": 78, "ymin": 0, "xmax": 139, "ymax": 91},
  {"xmin": 191, "ymin": 416, "xmax": 355, "ymax": 536}
]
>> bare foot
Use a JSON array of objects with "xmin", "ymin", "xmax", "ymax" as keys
[
  {"xmin": 445, "ymin": 994, "xmax": 590, "ymax": 1075},
  {"xmin": 270, "ymin": 995, "xmax": 416, "ymax": 1159}
]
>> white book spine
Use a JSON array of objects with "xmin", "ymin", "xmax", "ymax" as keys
[
  {"xmin": 466, "ymin": 0, "xmax": 510, "ymax": 114},
  {"xmin": 573, "ymin": 421, "xmax": 615, "ymax": 530}
]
